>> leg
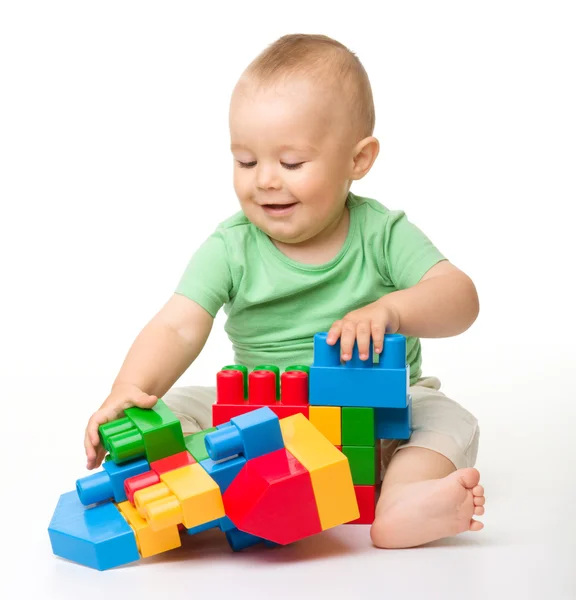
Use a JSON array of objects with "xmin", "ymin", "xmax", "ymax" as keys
[
  {"xmin": 162, "ymin": 385, "xmax": 217, "ymax": 435},
  {"xmin": 370, "ymin": 378, "xmax": 485, "ymax": 549}
]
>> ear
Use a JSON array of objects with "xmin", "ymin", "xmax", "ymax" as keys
[{"xmin": 351, "ymin": 136, "xmax": 380, "ymax": 180}]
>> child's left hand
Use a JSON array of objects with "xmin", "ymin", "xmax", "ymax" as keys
[{"xmin": 326, "ymin": 298, "xmax": 400, "ymax": 362}]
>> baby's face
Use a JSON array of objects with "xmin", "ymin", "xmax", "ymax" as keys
[{"xmin": 230, "ymin": 75, "xmax": 355, "ymax": 245}]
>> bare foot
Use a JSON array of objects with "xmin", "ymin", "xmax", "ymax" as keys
[{"xmin": 370, "ymin": 468, "xmax": 485, "ymax": 549}]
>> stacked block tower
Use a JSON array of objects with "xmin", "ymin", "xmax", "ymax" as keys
[
  {"xmin": 48, "ymin": 331, "xmax": 411, "ymax": 570},
  {"xmin": 212, "ymin": 332, "xmax": 412, "ymax": 525}
]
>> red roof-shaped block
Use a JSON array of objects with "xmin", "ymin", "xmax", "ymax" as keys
[{"xmin": 223, "ymin": 448, "xmax": 322, "ymax": 545}]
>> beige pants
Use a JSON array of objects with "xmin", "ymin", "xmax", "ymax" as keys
[{"xmin": 162, "ymin": 375, "xmax": 479, "ymax": 472}]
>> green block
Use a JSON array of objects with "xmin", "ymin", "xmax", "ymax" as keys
[
  {"xmin": 124, "ymin": 399, "xmax": 186, "ymax": 463},
  {"xmin": 184, "ymin": 428, "xmax": 217, "ymax": 462},
  {"xmin": 342, "ymin": 446, "xmax": 377, "ymax": 485},
  {"xmin": 99, "ymin": 418, "xmax": 146, "ymax": 464},
  {"xmin": 285, "ymin": 365, "xmax": 310, "ymax": 375},
  {"xmin": 342, "ymin": 407, "xmax": 375, "ymax": 446}
]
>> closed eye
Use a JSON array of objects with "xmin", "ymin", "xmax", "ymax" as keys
[{"xmin": 236, "ymin": 160, "xmax": 304, "ymax": 170}]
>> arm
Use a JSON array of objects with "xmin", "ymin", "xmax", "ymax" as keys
[
  {"xmin": 111, "ymin": 293, "xmax": 214, "ymax": 398},
  {"xmin": 380, "ymin": 260, "xmax": 480, "ymax": 338}
]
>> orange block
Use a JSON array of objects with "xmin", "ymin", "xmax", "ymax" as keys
[
  {"xmin": 280, "ymin": 413, "xmax": 359, "ymax": 530},
  {"xmin": 117, "ymin": 500, "xmax": 181, "ymax": 558},
  {"xmin": 160, "ymin": 463, "xmax": 225, "ymax": 529}
]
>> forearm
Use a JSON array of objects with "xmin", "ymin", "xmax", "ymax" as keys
[
  {"xmin": 381, "ymin": 272, "xmax": 480, "ymax": 338},
  {"xmin": 111, "ymin": 321, "xmax": 200, "ymax": 398}
]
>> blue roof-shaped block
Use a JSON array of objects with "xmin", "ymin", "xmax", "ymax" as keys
[
  {"xmin": 48, "ymin": 490, "xmax": 140, "ymax": 570},
  {"xmin": 309, "ymin": 333, "xmax": 409, "ymax": 408}
]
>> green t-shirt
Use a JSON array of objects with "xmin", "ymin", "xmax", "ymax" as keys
[{"xmin": 175, "ymin": 192, "xmax": 446, "ymax": 384}]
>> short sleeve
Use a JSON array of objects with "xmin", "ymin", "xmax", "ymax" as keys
[
  {"xmin": 383, "ymin": 211, "xmax": 447, "ymax": 289},
  {"xmin": 174, "ymin": 228, "xmax": 233, "ymax": 317}
]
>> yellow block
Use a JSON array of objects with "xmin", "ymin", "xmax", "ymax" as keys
[
  {"xmin": 117, "ymin": 500, "xmax": 181, "ymax": 558},
  {"xmin": 160, "ymin": 463, "xmax": 225, "ymax": 529},
  {"xmin": 144, "ymin": 494, "xmax": 183, "ymax": 532},
  {"xmin": 280, "ymin": 413, "xmax": 359, "ymax": 530},
  {"xmin": 309, "ymin": 406, "xmax": 341, "ymax": 445},
  {"xmin": 134, "ymin": 482, "xmax": 171, "ymax": 518}
]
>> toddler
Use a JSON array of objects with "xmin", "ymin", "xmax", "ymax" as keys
[{"xmin": 84, "ymin": 33, "xmax": 485, "ymax": 549}]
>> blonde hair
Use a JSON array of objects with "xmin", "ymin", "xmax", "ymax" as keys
[{"xmin": 243, "ymin": 34, "xmax": 375, "ymax": 139}]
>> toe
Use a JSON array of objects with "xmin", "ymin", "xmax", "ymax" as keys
[
  {"xmin": 454, "ymin": 467, "xmax": 481, "ymax": 490},
  {"xmin": 472, "ymin": 484, "xmax": 484, "ymax": 496},
  {"xmin": 469, "ymin": 518, "xmax": 484, "ymax": 531},
  {"xmin": 474, "ymin": 506, "xmax": 485, "ymax": 516},
  {"xmin": 474, "ymin": 496, "xmax": 485, "ymax": 506}
]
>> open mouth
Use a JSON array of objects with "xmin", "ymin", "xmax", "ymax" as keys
[{"xmin": 262, "ymin": 202, "xmax": 297, "ymax": 215}]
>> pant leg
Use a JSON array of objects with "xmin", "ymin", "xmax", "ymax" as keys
[
  {"xmin": 391, "ymin": 375, "xmax": 480, "ymax": 470},
  {"xmin": 162, "ymin": 385, "xmax": 217, "ymax": 435}
]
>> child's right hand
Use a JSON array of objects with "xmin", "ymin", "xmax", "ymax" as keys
[{"xmin": 84, "ymin": 383, "xmax": 158, "ymax": 470}]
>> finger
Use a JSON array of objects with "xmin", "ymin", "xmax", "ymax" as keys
[
  {"xmin": 356, "ymin": 321, "xmax": 371, "ymax": 360},
  {"xmin": 371, "ymin": 321, "xmax": 386, "ymax": 354},
  {"xmin": 340, "ymin": 321, "xmax": 357, "ymax": 361},
  {"xmin": 134, "ymin": 393, "xmax": 158, "ymax": 409},
  {"xmin": 326, "ymin": 321, "xmax": 343, "ymax": 345}
]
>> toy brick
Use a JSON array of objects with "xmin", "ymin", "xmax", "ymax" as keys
[
  {"xmin": 125, "ymin": 399, "xmax": 186, "ymax": 463},
  {"xmin": 346, "ymin": 485, "xmax": 376, "ymax": 525},
  {"xmin": 143, "ymin": 493, "xmax": 183, "ymax": 532},
  {"xmin": 186, "ymin": 518, "xmax": 220, "ymax": 536},
  {"xmin": 76, "ymin": 458, "xmax": 150, "ymax": 506},
  {"xmin": 221, "ymin": 364, "xmax": 249, "ymax": 398},
  {"xmin": 133, "ymin": 482, "xmax": 172, "ymax": 519},
  {"xmin": 219, "ymin": 516, "xmax": 235, "ymax": 532},
  {"xmin": 48, "ymin": 490, "xmax": 140, "ymax": 571},
  {"xmin": 205, "ymin": 406, "xmax": 284, "ymax": 461},
  {"xmin": 213, "ymin": 403, "xmax": 260, "ymax": 427},
  {"xmin": 200, "ymin": 454, "xmax": 246, "ymax": 493},
  {"xmin": 217, "ymin": 369, "xmax": 245, "ymax": 404},
  {"xmin": 117, "ymin": 500, "xmax": 181, "ymax": 557},
  {"xmin": 253, "ymin": 365, "xmax": 281, "ymax": 399},
  {"xmin": 309, "ymin": 406, "xmax": 341, "ymax": 445},
  {"xmin": 279, "ymin": 414, "xmax": 359, "ymax": 530},
  {"xmin": 159, "ymin": 463, "xmax": 225, "ymax": 530},
  {"xmin": 375, "ymin": 394, "xmax": 413, "ymax": 440},
  {"xmin": 150, "ymin": 451, "xmax": 196, "ymax": 476},
  {"xmin": 100, "ymin": 421, "xmax": 146, "ymax": 464},
  {"xmin": 225, "ymin": 527, "xmax": 267, "ymax": 552},
  {"xmin": 223, "ymin": 448, "xmax": 322, "ymax": 545},
  {"xmin": 267, "ymin": 404, "xmax": 309, "ymax": 420},
  {"xmin": 342, "ymin": 407, "xmax": 375, "ymax": 446},
  {"xmin": 124, "ymin": 470, "xmax": 161, "ymax": 504},
  {"xmin": 342, "ymin": 446, "xmax": 378, "ymax": 485},
  {"xmin": 280, "ymin": 370, "xmax": 309, "ymax": 405},
  {"xmin": 184, "ymin": 428, "xmax": 217, "ymax": 462}
]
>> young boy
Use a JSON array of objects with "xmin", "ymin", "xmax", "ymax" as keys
[{"xmin": 84, "ymin": 34, "xmax": 485, "ymax": 549}]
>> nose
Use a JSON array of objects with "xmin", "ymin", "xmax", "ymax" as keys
[{"xmin": 255, "ymin": 162, "xmax": 281, "ymax": 190}]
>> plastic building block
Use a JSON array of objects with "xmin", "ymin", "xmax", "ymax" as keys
[
  {"xmin": 309, "ymin": 333, "xmax": 409, "ymax": 408},
  {"xmin": 341, "ymin": 446, "xmax": 378, "ymax": 485},
  {"xmin": 185, "ymin": 518, "xmax": 220, "ymax": 536},
  {"xmin": 223, "ymin": 448, "xmax": 322, "ymax": 545},
  {"xmin": 117, "ymin": 500, "xmax": 181, "ymax": 557},
  {"xmin": 213, "ymin": 404, "xmax": 262, "ymax": 426},
  {"xmin": 124, "ymin": 470, "xmax": 161, "ymax": 504},
  {"xmin": 150, "ymin": 450, "xmax": 196, "ymax": 475},
  {"xmin": 375, "ymin": 394, "xmax": 412, "ymax": 440},
  {"xmin": 99, "ymin": 418, "xmax": 145, "ymax": 464},
  {"xmin": 159, "ymin": 463, "xmax": 225, "ymax": 529},
  {"xmin": 205, "ymin": 407, "xmax": 284, "ymax": 461},
  {"xmin": 253, "ymin": 365, "xmax": 281, "ymax": 399},
  {"xmin": 279, "ymin": 413, "xmax": 359, "ymax": 529},
  {"xmin": 200, "ymin": 454, "xmax": 246, "ymax": 493},
  {"xmin": 48, "ymin": 490, "xmax": 140, "ymax": 570},
  {"xmin": 309, "ymin": 406, "xmax": 341, "ymax": 445},
  {"xmin": 222, "ymin": 364, "xmax": 249, "ymax": 398},
  {"xmin": 225, "ymin": 527, "xmax": 267, "ymax": 552},
  {"xmin": 124, "ymin": 399, "xmax": 186, "ymax": 463},
  {"xmin": 341, "ymin": 407, "xmax": 375, "ymax": 446},
  {"xmin": 76, "ymin": 457, "xmax": 150, "ymax": 505},
  {"xmin": 184, "ymin": 428, "xmax": 217, "ymax": 462},
  {"xmin": 346, "ymin": 485, "xmax": 376, "ymax": 525},
  {"xmin": 218, "ymin": 515, "xmax": 235, "ymax": 532}
]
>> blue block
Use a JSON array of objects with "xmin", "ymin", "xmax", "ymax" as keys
[
  {"xmin": 76, "ymin": 458, "xmax": 150, "ymax": 505},
  {"xmin": 219, "ymin": 516, "xmax": 235, "ymax": 532},
  {"xmin": 48, "ymin": 491, "xmax": 140, "ymax": 570},
  {"xmin": 204, "ymin": 407, "xmax": 284, "ymax": 461},
  {"xmin": 216, "ymin": 422, "xmax": 234, "ymax": 430},
  {"xmin": 309, "ymin": 332, "xmax": 408, "ymax": 408},
  {"xmin": 199, "ymin": 454, "xmax": 246, "ymax": 493},
  {"xmin": 186, "ymin": 519, "xmax": 220, "ymax": 536},
  {"xmin": 375, "ymin": 394, "xmax": 413, "ymax": 439},
  {"xmin": 225, "ymin": 527, "xmax": 267, "ymax": 551}
]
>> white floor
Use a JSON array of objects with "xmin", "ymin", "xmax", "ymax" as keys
[{"xmin": 3, "ymin": 368, "xmax": 575, "ymax": 600}]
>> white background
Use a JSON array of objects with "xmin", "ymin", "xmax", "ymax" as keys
[{"xmin": 1, "ymin": 1, "xmax": 575, "ymax": 598}]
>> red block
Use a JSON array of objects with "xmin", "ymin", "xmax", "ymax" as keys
[
  {"xmin": 280, "ymin": 371, "xmax": 308, "ymax": 405},
  {"xmin": 346, "ymin": 485, "xmax": 376, "ymax": 525},
  {"xmin": 212, "ymin": 403, "xmax": 261, "ymax": 426},
  {"xmin": 223, "ymin": 448, "xmax": 322, "ymax": 545},
  {"xmin": 249, "ymin": 370, "xmax": 276, "ymax": 405},
  {"xmin": 217, "ymin": 370, "xmax": 244, "ymax": 404},
  {"xmin": 124, "ymin": 470, "xmax": 161, "ymax": 504},
  {"xmin": 150, "ymin": 450, "xmax": 196, "ymax": 476}
]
